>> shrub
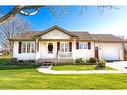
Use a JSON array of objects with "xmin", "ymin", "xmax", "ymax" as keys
[
  {"xmin": 75, "ymin": 58, "xmax": 86, "ymax": 65},
  {"xmin": 89, "ymin": 57, "xmax": 97, "ymax": 64},
  {"xmin": 96, "ymin": 60, "xmax": 106, "ymax": 70},
  {"xmin": 10, "ymin": 58, "xmax": 17, "ymax": 64},
  {"xmin": 124, "ymin": 56, "xmax": 127, "ymax": 61}
]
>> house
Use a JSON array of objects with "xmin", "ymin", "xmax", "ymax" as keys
[{"xmin": 9, "ymin": 25, "xmax": 124, "ymax": 63}]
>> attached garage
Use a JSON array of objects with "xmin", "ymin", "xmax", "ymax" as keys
[
  {"xmin": 100, "ymin": 45, "xmax": 120, "ymax": 60},
  {"xmin": 95, "ymin": 43, "xmax": 123, "ymax": 61},
  {"xmin": 93, "ymin": 34, "xmax": 124, "ymax": 61}
]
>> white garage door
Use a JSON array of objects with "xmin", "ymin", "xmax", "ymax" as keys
[{"xmin": 101, "ymin": 47, "xmax": 120, "ymax": 60}]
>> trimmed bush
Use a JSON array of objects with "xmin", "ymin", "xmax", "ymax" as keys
[
  {"xmin": 10, "ymin": 58, "xmax": 17, "ymax": 64},
  {"xmin": 89, "ymin": 57, "xmax": 97, "ymax": 64},
  {"xmin": 75, "ymin": 58, "xmax": 86, "ymax": 65},
  {"xmin": 96, "ymin": 60, "xmax": 106, "ymax": 70}
]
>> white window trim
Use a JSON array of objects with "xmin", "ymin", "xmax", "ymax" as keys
[
  {"xmin": 79, "ymin": 42, "xmax": 88, "ymax": 49},
  {"xmin": 21, "ymin": 42, "xmax": 35, "ymax": 53},
  {"xmin": 60, "ymin": 42, "xmax": 69, "ymax": 52}
]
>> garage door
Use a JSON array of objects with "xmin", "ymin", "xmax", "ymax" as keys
[{"xmin": 101, "ymin": 47, "xmax": 119, "ymax": 60}]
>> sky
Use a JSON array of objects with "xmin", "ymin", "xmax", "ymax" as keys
[{"xmin": 1, "ymin": 6, "xmax": 127, "ymax": 37}]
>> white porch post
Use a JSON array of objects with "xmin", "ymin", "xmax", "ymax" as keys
[
  {"xmin": 73, "ymin": 39, "xmax": 76, "ymax": 60},
  {"xmin": 98, "ymin": 44, "xmax": 102, "ymax": 60},
  {"xmin": 36, "ymin": 38, "xmax": 40, "ymax": 59}
]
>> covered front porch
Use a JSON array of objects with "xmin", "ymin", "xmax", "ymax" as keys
[
  {"xmin": 32, "ymin": 25, "xmax": 78, "ymax": 62},
  {"xmin": 35, "ymin": 40, "xmax": 76, "ymax": 60}
]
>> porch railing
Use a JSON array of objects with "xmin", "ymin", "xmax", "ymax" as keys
[{"xmin": 57, "ymin": 52, "xmax": 73, "ymax": 59}]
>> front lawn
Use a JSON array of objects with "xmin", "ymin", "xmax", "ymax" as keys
[
  {"xmin": 1, "ymin": 55, "xmax": 127, "ymax": 89},
  {"xmin": 51, "ymin": 65, "xmax": 114, "ymax": 71}
]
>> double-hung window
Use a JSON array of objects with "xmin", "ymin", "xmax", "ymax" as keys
[
  {"xmin": 31, "ymin": 43, "xmax": 35, "ymax": 53},
  {"xmin": 60, "ymin": 43, "xmax": 69, "ymax": 52},
  {"xmin": 22, "ymin": 43, "xmax": 26, "ymax": 53},
  {"xmin": 79, "ymin": 42, "xmax": 88, "ymax": 49},
  {"xmin": 21, "ymin": 42, "xmax": 35, "ymax": 53},
  {"xmin": 27, "ymin": 42, "xmax": 31, "ymax": 53}
]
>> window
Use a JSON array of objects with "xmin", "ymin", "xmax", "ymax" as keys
[
  {"xmin": 27, "ymin": 43, "xmax": 31, "ymax": 53},
  {"xmin": 22, "ymin": 42, "xmax": 35, "ymax": 53},
  {"xmin": 31, "ymin": 43, "xmax": 35, "ymax": 53},
  {"xmin": 61, "ymin": 43, "xmax": 64, "ymax": 52},
  {"xmin": 79, "ymin": 42, "xmax": 88, "ymax": 49},
  {"xmin": 79, "ymin": 42, "xmax": 84, "ymax": 49},
  {"xmin": 84, "ymin": 43, "xmax": 88, "ymax": 49},
  {"xmin": 60, "ymin": 43, "xmax": 69, "ymax": 52},
  {"xmin": 22, "ymin": 43, "xmax": 26, "ymax": 53},
  {"xmin": 65, "ymin": 43, "xmax": 69, "ymax": 52}
]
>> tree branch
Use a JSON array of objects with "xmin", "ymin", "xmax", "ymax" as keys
[
  {"xmin": 19, "ymin": 8, "xmax": 40, "ymax": 16},
  {"xmin": 0, "ymin": 6, "xmax": 23, "ymax": 24}
]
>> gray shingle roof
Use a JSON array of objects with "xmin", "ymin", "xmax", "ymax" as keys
[
  {"xmin": 92, "ymin": 34, "xmax": 123, "ymax": 42},
  {"xmin": 9, "ymin": 26, "xmax": 124, "ymax": 42}
]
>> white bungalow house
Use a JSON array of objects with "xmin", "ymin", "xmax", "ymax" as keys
[{"xmin": 9, "ymin": 26, "xmax": 124, "ymax": 64}]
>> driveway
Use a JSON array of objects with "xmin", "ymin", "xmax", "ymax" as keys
[{"xmin": 107, "ymin": 61, "xmax": 127, "ymax": 71}]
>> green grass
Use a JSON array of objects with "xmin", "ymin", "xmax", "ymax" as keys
[
  {"xmin": 0, "ymin": 55, "xmax": 127, "ymax": 89},
  {"xmin": 51, "ymin": 65, "xmax": 114, "ymax": 71}
]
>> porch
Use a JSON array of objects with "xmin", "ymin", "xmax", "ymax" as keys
[{"xmin": 35, "ymin": 39, "xmax": 76, "ymax": 60}]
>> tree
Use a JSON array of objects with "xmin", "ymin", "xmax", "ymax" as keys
[
  {"xmin": 0, "ymin": 5, "xmax": 118, "ymax": 24},
  {"xmin": 0, "ymin": 17, "xmax": 31, "ymax": 54}
]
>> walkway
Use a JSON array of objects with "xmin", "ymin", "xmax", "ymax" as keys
[{"xmin": 37, "ymin": 61, "xmax": 127, "ymax": 74}]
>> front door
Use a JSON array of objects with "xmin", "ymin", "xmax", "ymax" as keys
[
  {"xmin": 46, "ymin": 43, "xmax": 55, "ymax": 58},
  {"xmin": 48, "ymin": 43, "xmax": 53, "ymax": 53},
  {"xmin": 95, "ymin": 47, "xmax": 99, "ymax": 59}
]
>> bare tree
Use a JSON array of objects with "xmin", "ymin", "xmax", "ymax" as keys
[
  {"xmin": 0, "ymin": 5, "xmax": 118, "ymax": 24},
  {"xmin": 0, "ymin": 17, "xmax": 31, "ymax": 54},
  {"xmin": 118, "ymin": 35, "xmax": 126, "ymax": 40}
]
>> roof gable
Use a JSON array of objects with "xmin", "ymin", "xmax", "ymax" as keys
[
  {"xmin": 33, "ymin": 25, "xmax": 79, "ymax": 38},
  {"xmin": 41, "ymin": 29, "xmax": 72, "ymax": 39}
]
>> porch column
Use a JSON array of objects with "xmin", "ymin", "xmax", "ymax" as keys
[
  {"xmin": 73, "ymin": 39, "xmax": 76, "ymax": 60},
  {"xmin": 98, "ymin": 44, "xmax": 102, "ymax": 60},
  {"xmin": 36, "ymin": 38, "xmax": 40, "ymax": 59}
]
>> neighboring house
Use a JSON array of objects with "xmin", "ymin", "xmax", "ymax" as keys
[{"xmin": 9, "ymin": 25, "xmax": 124, "ymax": 62}]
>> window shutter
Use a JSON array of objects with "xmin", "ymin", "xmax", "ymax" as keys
[
  {"xmin": 69, "ymin": 42, "xmax": 72, "ymax": 52},
  {"xmin": 88, "ymin": 42, "xmax": 91, "ymax": 49},
  {"xmin": 76, "ymin": 42, "xmax": 79, "ymax": 49},
  {"xmin": 18, "ymin": 42, "xmax": 22, "ymax": 53},
  {"xmin": 57, "ymin": 42, "xmax": 60, "ymax": 53}
]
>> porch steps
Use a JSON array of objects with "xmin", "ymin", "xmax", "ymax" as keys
[{"xmin": 43, "ymin": 61, "xmax": 53, "ymax": 66}]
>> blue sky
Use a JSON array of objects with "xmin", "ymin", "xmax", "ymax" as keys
[{"xmin": 1, "ymin": 6, "xmax": 127, "ymax": 37}]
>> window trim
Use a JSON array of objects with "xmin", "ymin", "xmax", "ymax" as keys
[
  {"xmin": 31, "ymin": 42, "xmax": 35, "ymax": 53},
  {"xmin": 79, "ymin": 42, "xmax": 88, "ymax": 49},
  {"xmin": 21, "ymin": 42, "xmax": 35, "ymax": 53},
  {"xmin": 60, "ymin": 42, "xmax": 69, "ymax": 52}
]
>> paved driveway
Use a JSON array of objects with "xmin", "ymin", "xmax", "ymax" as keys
[{"xmin": 107, "ymin": 61, "xmax": 127, "ymax": 71}]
